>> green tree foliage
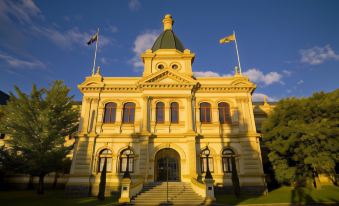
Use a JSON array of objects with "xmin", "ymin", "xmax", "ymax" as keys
[
  {"xmin": 0, "ymin": 81, "xmax": 79, "ymax": 194},
  {"xmin": 262, "ymin": 89, "xmax": 339, "ymax": 187}
]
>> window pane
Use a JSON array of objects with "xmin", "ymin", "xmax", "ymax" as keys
[
  {"xmin": 106, "ymin": 158, "xmax": 112, "ymax": 172},
  {"xmin": 129, "ymin": 108, "xmax": 135, "ymax": 122},
  {"xmin": 123, "ymin": 108, "xmax": 129, "ymax": 123},
  {"xmin": 206, "ymin": 108, "xmax": 211, "ymax": 122},
  {"xmin": 121, "ymin": 158, "xmax": 127, "ymax": 172},
  {"xmin": 111, "ymin": 108, "xmax": 116, "ymax": 123},
  {"xmin": 104, "ymin": 109, "xmax": 111, "ymax": 123},
  {"xmin": 200, "ymin": 109, "xmax": 206, "ymax": 122}
]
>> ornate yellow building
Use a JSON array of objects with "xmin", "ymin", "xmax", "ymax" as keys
[{"xmin": 66, "ymin": 14, "xmax": 266, "ymax": 201}]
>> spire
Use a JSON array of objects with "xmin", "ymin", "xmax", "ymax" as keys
[{"xmin": 163, "ymin": 14, "xmax": 174, "ymax": 31}]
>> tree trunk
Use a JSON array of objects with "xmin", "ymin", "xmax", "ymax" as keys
[
  {"xmin": 27, "ymin": 174, "xmax": 34, "ymax": 190},
  {"xmin": 37, "ymin": 173, "xmax": 45, "ymax": 194},
  {"xmin": 231, "ymin": 157, "xmax": 240, "ymax": 197},
  {"xmin": 98, "ymin": 157, "xmax": 107, "ymax": 200},
  {"xmin": 53, "ymin": 172, "xmax": 59, "ymax": 190}
]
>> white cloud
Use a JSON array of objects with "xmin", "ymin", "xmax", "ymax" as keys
[
  {"xmin": 31, "ymin": 26, "xmax": 112, "ymax": 50},
  {"xmin": 0, "ymin": 0, "xmax": 42, "ymax": 24},
  {"xmin": 0, "ymin": 52, "xmax": 46, "ymax": 70},
  {"xmin": 128, "ymin": 0, "xmax": 141, "ymax": 11},
  {"xmin": 131, "ymin": 30, "xmax": 159, "ymax": 68},
  {"xmin": 297, "ymin": 80, "xmax": 304, "ymax": 85},
  {"xmin": 300, "ymin": 44, "xmax": 339, "ymax": 65},
  {"xmin": 109, "ymin": 25, "xmax": 118, "ymax": 33},
  {"xmin": 194, "ymin": 71, "xmax": 221, "ymax": 77},
  {"xmin": 252, "ymin": 93, "xmax": 278, "ymax": 102},
  {"xmin": 282, "ymin": 70, "xmax": 292, "ymax": 76},
  {"xmin": 243, "ymin": 68, "xmax": 282, "ymax": 85}
]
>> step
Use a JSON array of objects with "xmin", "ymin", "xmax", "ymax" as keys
[{"xmin": 131, "ymin": 182, "xmax": 205, "ymax": 205}]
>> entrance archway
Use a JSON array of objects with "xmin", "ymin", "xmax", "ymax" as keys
[{"xmin": 155, "ymin": 148, "xmax": 180, "ymax": 181}]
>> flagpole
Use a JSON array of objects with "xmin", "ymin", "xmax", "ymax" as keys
[
  {"xmin": 92, "ymin": 28, "xmax": 99, "ymax": 76},
  {"xmin": 233, "ymin": 30, "xmax": 242, "ymax": 74}
]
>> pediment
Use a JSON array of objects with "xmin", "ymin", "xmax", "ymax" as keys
[
  {"xmin": 230, "ymin": 79, "xmax": 254, "ymax": 87},
  {"xmin": 139, "ymin": 69, "xmax": 196, "ymax": 85}
]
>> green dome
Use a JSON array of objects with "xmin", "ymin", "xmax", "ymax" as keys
[{"xmin": 151, "ymin": 30, "xmax": 185, "ymax": 52}]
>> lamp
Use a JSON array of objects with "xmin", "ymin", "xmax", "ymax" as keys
[
  {"xmin": 123, "ymin": 147, "xmax": 132, "ymax": 179},
  {"xmin": 202, "ymin": 146, "xmax": 213, "ymax": 179}
]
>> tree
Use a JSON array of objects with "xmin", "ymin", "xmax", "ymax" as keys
[
  {"xmin": 262, "ymin": 89, "xmax": 339, "ymax": 187},
  {"xmin": 0, "ymin": 81, "xmax": 79, "ymax": 194}
]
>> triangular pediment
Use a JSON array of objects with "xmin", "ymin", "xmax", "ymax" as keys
[{"xmin": 138, "ymin": 68, "xmax": 196, "ymax": 85}]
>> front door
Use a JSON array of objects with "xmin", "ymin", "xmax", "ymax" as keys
[
  {"xmin": 155, "ymin": 148, "xmax": 180, "ymax": 181},
  {"xmin": 157, "ymin": 157, "xmax": 178, "ymax": 181}
]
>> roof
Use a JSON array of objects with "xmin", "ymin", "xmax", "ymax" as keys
[
  {"xmin": 151, "ymin": 30, "xmax": 185, "ymax": 52},
  {"xmin": 0, "ymin": 91, "xmax": 9, "ymax": 105}
]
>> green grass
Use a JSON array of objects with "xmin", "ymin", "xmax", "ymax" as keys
[
  {"xmin": 0, "ymin": 190, "xmax": 119, "ymax": 206},
  {"xmin": 215, "ymin": 185, "xmax": 339, "ymax": 205}
]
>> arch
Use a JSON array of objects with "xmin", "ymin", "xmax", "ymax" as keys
[
  {"xmin": 219, "ymin": 146, "xmax": 239, "ymax": 156},
  {"xmin": 155, "ymin": 148, "xmax": 181, "ymax": 181},
  {"xmin": 151, "ymin": 143, "xmax": 186, "ymax": 161}
]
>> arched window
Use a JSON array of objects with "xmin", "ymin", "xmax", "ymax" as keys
[
  {"xmin": 104, "ymin": 102, "xmax": 117, "ymax": 123},
  {"xmin": 120, "ymin": 148, "xmax": 134, "ymax": 173},
  {"xmin": 200, "ymin": 151, "xmax": 214, "ymax": 173},
  {"xmin": 218, "ymin": 102, "xmax": 231, "ymax": 124},
  {"xmin": 170, "ymin": 102, "xmax": 179, "ymax": 123},
  {"xmin": 156, "ymin": 102, "xmax": 165, "ymax": 123},
  {"xmin": 122, "ymin": 102, "xmax": 135, "ymax": 123},
  {"xmin": 222, "ymin": 148, "xmax": 235, "ymax": 173},
  {"xmin": 200, "ymin": 102, "xmax": 211, "ymax": 123},
  {"xmin": 98, "ymin": 149, "xmax": 112, "ymax": 173}
]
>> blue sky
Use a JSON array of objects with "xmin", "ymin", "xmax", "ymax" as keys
[{"xmin": 1, "ymin": 0, "xmax": 338, "ymax": 101}]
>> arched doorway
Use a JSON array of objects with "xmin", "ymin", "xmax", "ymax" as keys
[{"xmin": 155, "ymin": 148, "xmax": 180, "ymax": 181}]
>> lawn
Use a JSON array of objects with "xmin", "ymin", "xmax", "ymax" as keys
[
  {"xmin": 0, "ymin": 190, "xmax": 119, "ymax": 206},
  {"xmin": 1, "ymin": 186, "xmax": 338, "ymax": 206},
  {"xmin": 215, "ymin": 185, "xmax": 339, "ymax": 205}
]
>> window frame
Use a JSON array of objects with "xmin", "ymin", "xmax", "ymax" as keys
[
  {"xmin": 119, "ymin": 149, "xmax": 135, "ymax": 173},
  {"xmin": 200, "ymin": 102, "xmax": 212, "ymax": 123},
  {"xmin": 156, "ymin": 102, "xmax": 165, "ymax": 124},
  {"xmin": 97, "ymin": 149, "xmax": 112, "ymax": 173},
  {"xmin": 103, "ymin": 102, "xmax": 117, "ymax": 123},
  {"xmin": 170, "ymin": 102, "xmax": 179, "ymax": 123},
  {"xmin": 200, "ymin": 157, "xmax": 214, "ymax": 173},
  {"xmin": 218, "ymin": 102, "xmax": 232, "ymax": 124},
  {"xmin": 222, "ymin": 148, "xmax": 235, "ymax": 173},
  {"xmin": 122, "ymin": 102, "xmax": 136, "ymax": 124}
]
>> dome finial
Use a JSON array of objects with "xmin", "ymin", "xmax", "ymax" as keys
[{"xmin": 163, "ymin": 14, "xmax": 174, "ymax": 31}]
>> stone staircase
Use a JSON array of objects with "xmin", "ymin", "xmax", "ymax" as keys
[{"xmin": 131, "ymin": 182, "xmax": 206, "ymax": 205}]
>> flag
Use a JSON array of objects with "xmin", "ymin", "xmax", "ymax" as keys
[
  {"xmin": 87, "ymin": 33, "xmax": 98, "ymax": 45},
  {"xmin": 219, "ymin": 33, "xmax": 235, "ymax": 44}
]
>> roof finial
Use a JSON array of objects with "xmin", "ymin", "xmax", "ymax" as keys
[
  {"xmin": 163, "ymin": 14, "xmax": 174, "ymax": 31},
  {"xmin": 264, "ymin": 96, "xmax": 269, "ymax": 106}
]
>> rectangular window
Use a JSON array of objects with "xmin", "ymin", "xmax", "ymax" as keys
[
  {"xmin": 99, "ymin": 158, "xmax": 112, "ymax": 172},
  {"xmin": 222, "ymin": 157, "xmax": 232, "ymax": 173},
  {"xmin": 120, "ymin": 158, "xmax": 134, "ymax": 172},
  {"xmin": 201, "ymin": 157, "xmax": 214, "ymax": 173}
]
